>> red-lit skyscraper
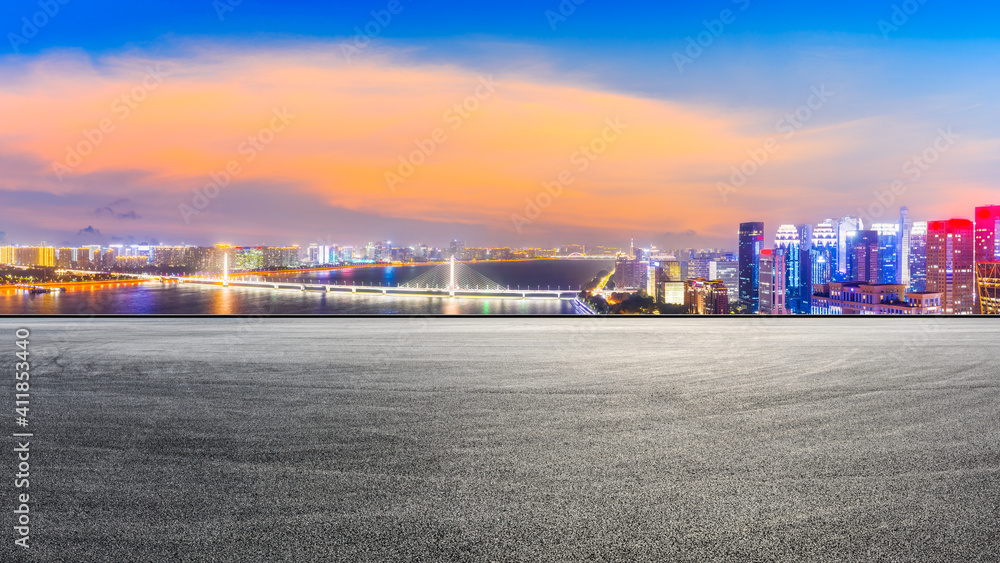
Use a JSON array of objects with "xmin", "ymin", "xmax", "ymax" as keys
[
  {"xmin": 927, "ymin": 219, "xmax": 975, "ymax": 315},
  {"xmin": 975, "ymin": 205, "xmax": 1000, "ymax": 263}
]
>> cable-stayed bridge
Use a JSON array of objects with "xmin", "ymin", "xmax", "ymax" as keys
[{"xmin": 174, "ymin": 257, "xmax": 580, "ymax": 300}]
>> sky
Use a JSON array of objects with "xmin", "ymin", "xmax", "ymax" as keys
[{"xmin": 1, "ymin": 0, "xmax": 998, "ymax": 249}]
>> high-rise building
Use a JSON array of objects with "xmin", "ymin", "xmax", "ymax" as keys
[
  {"xmin": 14, "ymin": 247, "xmax": 56, "ymax": 267},
  {"xmin": 896, "ymin": 207, "xmax": 914, "ymax": 285},
  {"xmin": 449, "ymin": 240, "xmax": 465, "ymax": 260},
  {"xmin": 927, "ymin": 219, "xmax": 975, "ymax": 315},
  {"xmin": 738, "ymin": 222, "xmax": 764, "ymax": 313},
  {"xmin": 977, "ymin": 262, "xmax": 1000, "ymax": 315},
  {"xmin": 688, "ymin": 257, "xmax": 711, "ymax": 280},
  {"xmin": 709, "ymin": 260, "xmax": 739, "ymax": 304},
  {"xmin": 758, "ymin": 249, "xmax": 786, "ymax": 315},
  {"xmin": 235, "ymin": 247, "xmax": 264, "ymax": 270},
  {"xmin": 614, "ymin": 255, "xmax": 648, "ymax": 291},
  {"xmin": 872, "ymin": 223, "xmax": 899, "ymax": 284},
  {"xmin": 776, "ymin": 225, "xmax": 803, "ymax": 314},
  {"xmin": 684, "ymin": 278, "xmax": 729, "ymax": 315},
  {"xmin": 975, "ymin": 205, "xmax": 1000, "ymax": 263},
  {"xmin": 908, "ymin": 221, "xmax": 928, "ymax": 292},
  {"xmin": 811, "ymin": 220, "xmax": 838, "ymax": 286},
  {"xmin": 837, "ymin": 217, "xmax": 863, "ymax": 281},
  {"xmin": 56, "ymin": 248, "xmax": 74, "ymax": 269},
  {"xmin": 847, "ymin": 230, "xmax": 880, "ymax": 283}
]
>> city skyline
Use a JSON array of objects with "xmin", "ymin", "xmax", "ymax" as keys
[{"xmin": 3, "ymin": 1, "xmax": 1000, "ymax": 248}]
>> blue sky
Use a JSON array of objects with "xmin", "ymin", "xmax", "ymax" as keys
[{"xmin": 4, "ymin": 0, "xmax": 1000, "ymax": 54}]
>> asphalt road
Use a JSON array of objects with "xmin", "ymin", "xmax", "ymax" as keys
[{"xmin": 2, "ymin": 318, "xmax": 998, "ymax": 561}]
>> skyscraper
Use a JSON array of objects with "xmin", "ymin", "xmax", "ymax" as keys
[
  {"xmin": 796, "ymin": 223, "xmax": 814, "ymax": 314},
  {"xmin": 811, "ymin": 220, "xmax": 838, "ymax": 286},
  {"xmin": 927, "ymin": 219, "xmax": 975, "ymax": 314},
  {"xmin": 775, "ymin": 225, "xmax": 802, "ymax": 314},
  {"xmin": 974, "ymin": 205, "xmax": 1000, "ymax": 262},
  {"xmin": 896, "ymin": 207, "xmax": 914, "ymax": 285},
  {"xmin": 908, "ymin": 221, "xmax": 928, "ymax": 292},
  {"xmin": 836, "ymin": 217, "xmax": 863, "ymax": 281},
  {"xmin": 872, "ymin": 223, "xmax": 899, "ymax": 284},
  {"xmin": 758, "ymin": 249, "xmax": 786, "ymax": 315},
  {"xmin": 847, "ymin": 230, "xmax": 880, "ymax": 283},
  {"xmin": 738, "ymin": 222, "xmax": 764, "ymax": 313}
]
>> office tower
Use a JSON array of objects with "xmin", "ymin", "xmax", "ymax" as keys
[
  {"xmin": 897, "ymin": 207, "xmax": 914, "ymax": 285},
  {"xmin": 796, "ymin": 224, "xmax": 814, "ymax": 314},
  {"xmin": 710, "ymin": 260, "xmax": 740, "ymax": 304},
  {"xmin": 738, "ymin": 222, "xmax": 764, "ymax": 313},
  {"xmin": 975, "ymin": 205, "xmax": 1000, "ymax": 262},
  {"xmin": 977, "ymin": 262, "xmax": 1000, "ymax": 314},
  {"xmin": 908, "ymin": 221, "xmax": 928, "ymax": 292},
  {"xmin": 775, "ymin": 225, "xmax": 800, "ymax": 314},
  {"xmin": 689, "ymin": 257, "xmax": 711, "ymax": 280},
  {"xmin": 836, "ymin": 217, "xmax": 863, "ymax": 281},
  {"xmin": 847, "ymin": 230, "xmax": 880, "ymax": 283},
  {"xmin": 758, "ymin": 249, "xmax": 786, "ymax": 315},
  {"xmin": 684, "ymin": 279, "xmax": 729, "ymax": 315},
  {"xmin": 811, "ymin": 220, "xmax": 837, "ymax": 285},
  {"xmin": 661, "ymin": 260, "xmax": 681, "ymax": 281},
  {"xmin": 927, "ymin": 219, "xmax": 975, "ymax": 314},
  {"xmin": 872, "ymin": 223, "xmax": 899, "ymax": 284}
]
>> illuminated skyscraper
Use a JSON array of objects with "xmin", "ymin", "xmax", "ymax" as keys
[
  {"xmin": 896, "ymin": 207, "xmax": 914, "ymax": 285},
  {"xmin": 775, "ymin": 225, "xmax": 801, "ymax": 314},
  {"xmin": 758, "ymin": 249, "xmax": 786, "ymax": 315},
  {"xmin": 847, "ymin": 230, "xmax": 879, "ymax": 283},
  {"xmin": 836, "ymin": 217, "xmax": 863, "ymax": 281},
  {"xmin": 908, "ymin": 221, "xmax": 928, "ymax": 292},
  {"xmin": 738, "ymin": 222, "xmax": 764, "ymax": 312},
  {"xmin": 872, "ymin": 223, "xmax": 899, "ymax": 284},
  {"xmin": 811, "ymin": 220, "xmax": 837, "ymax": 285},
  {"xmin": 975, "ymin": 205, "xmax": 1000, "ymax": 262},
  {"xmin": 927, "ymin": 219, "xmax": 975, "ymax": 314},
  {"xmin": 709, "ymin": 260, "xmax": 739, "ymax": 304}
]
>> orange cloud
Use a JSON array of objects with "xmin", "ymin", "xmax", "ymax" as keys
[{"xmin": 0, "ymin": 44, "xmax": 992, "ymax": 243}]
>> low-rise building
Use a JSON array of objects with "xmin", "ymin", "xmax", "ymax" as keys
[{"xmin": 811, "ymin": 282, "xmax": 942, "ymax": 315}]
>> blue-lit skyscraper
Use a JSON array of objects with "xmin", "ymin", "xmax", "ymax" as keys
[
  {"xmin": 775, "ymin": 225, "xmax": 803, "ymax": 314},
  {"xmin": 873, "ymin": 223, "xmax": 899, "ymax": 284},
  {"xmin": 847, "ymin": 230, "xmax": 880, "ymax": 283},
  {"xmin": 739, "ymin": 222, "xmax": 764, "ymax": 313}
]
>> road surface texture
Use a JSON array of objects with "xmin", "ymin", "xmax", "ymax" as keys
[{"xmin": 2, "ymin": 318, "xmax": 998, "ymax": 561}]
